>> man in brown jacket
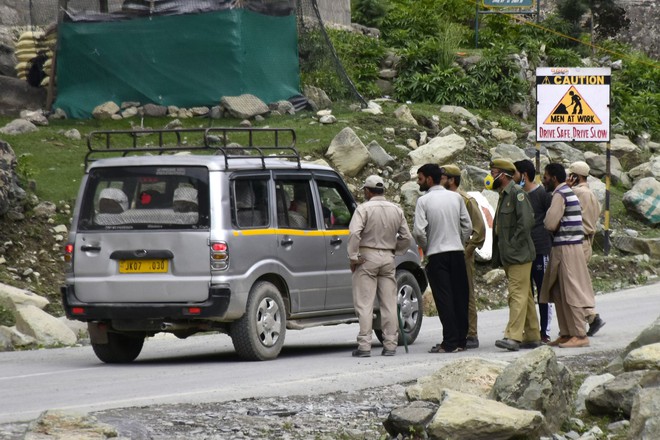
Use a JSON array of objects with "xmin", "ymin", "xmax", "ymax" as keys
[{"xmin": 441, "ymin": 164, "xmax": 486, "ymax": 349}]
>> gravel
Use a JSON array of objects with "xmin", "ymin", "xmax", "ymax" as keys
[{"xmin": 0, "ymin": 351, "xmax": 618, "ymax": 440}]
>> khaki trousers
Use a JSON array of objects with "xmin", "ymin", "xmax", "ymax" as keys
[
  {"xmin": 352, "ymin": 249, "xmax": 398, "ymax": 351},
  {"xmin": 503, "ymin": 262, "xmax": 540, "ymax": 342},
  {"xmin": 465, "ymin": 252, "xmax": 478, "ymax": 338},
  {"xmin": 552, "ymin": 282, "xmax": 588, "ymax": 337}
]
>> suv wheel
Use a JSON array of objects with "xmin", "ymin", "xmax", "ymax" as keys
[
  {"xmin": 375, "ymin": 270, "xmax": 423, "ymax": 345},
  {"xmin": 230, "ymin": 281, "xmax": 286, "ymax": 361},
  {"xmin": 91, "ymin": 331, "xmax": 145, "ymax": 364}
]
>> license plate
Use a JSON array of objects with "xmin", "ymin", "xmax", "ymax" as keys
[{"xmin": 119, "ymin": 259, "xmax": 168, "ymax": 274}]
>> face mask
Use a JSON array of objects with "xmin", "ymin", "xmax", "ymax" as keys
[
  {"xmin": 484, "ymin": 173, "xmax": 497, "ymax": 190},
  {"xmin": 517, "ymin": 176, "xmax": 525, "ymax": 188}
]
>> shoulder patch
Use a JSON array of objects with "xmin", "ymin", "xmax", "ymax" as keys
[{"xmin": 517, "ymin": 193, "xmax": 525, "ymax": 202}]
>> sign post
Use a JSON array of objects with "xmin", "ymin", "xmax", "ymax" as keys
[
  {"xmin": 476, "ymin": 0, "xmax": 538, "ymax": 48},
  {"xmin": 536, "ymin": 67, "xmax": 612, "ymax": 254}
]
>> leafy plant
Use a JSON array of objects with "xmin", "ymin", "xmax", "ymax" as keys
[
  {"xmin": 352, "ymin": 0, "xmax": 390, "ymax": 28},
  {"xmin": 546, "ymin": 48, "xmax": 584, "ymax": 67}
]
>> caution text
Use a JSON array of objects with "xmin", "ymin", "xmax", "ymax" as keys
[{"xmin": 539, "ymin": 127, "xmax": 608, "ymax": 140}]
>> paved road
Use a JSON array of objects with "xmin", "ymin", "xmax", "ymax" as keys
[{"xmin": 0, "ymin": 281, "xmax": 658, "ymax": 424}]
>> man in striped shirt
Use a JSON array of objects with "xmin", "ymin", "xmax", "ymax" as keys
[{"xmin": 540, "ymin": 163, "xmax": 595, "ymax": 348}]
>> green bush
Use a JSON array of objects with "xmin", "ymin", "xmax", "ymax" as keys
[
  {"xmin": 394, "ymin": 47, "xmax": 526, "ymax": 109},
  {"xmin": 546, "ymin": 48, "xmax": 584, "ymax": 67},
  {"xmin": 299, "ymin": 28, "xmax": 386, "ymax": 99},
  {"xmin": 352, "ymin": 0, "xmax": 390, "ymax": 28}
]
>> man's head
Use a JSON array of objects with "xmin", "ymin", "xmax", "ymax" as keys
[
  {"xmin": 362, "ymin": 175, "xmax": 385, "ymax": 199},
  {"xmin": 417, "ymin": 163, "xmax": 442, "ymax": 192},
  {"xmin": 543, "ymin": 163, "xmax": 567, "ymax": 192},
  {"xmin": 439, "ymin": 164, "xmax": 461, "ymax": 190},
  {"xmin": 568, "ymin": 161, "xmax": 590, "ymax": 186},
  {"xmin": 488, "ymin": 159, "xmax": 516, "ymax": 190},
  {"xmin": 513, "ymin": 159, "xmax": 535, "ymax": 186}
]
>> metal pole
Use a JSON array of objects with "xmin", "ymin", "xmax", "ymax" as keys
[
  {"xmin": 604, "ymin": 142, "xmax": 611, "ymax": 255},
  {"xmin": 535, "ymin": 142, "xmax": 541, "ymax": 182},
  {"xmin": 475, "ymin": 1, "xmax": 479, "ymax": 49}
]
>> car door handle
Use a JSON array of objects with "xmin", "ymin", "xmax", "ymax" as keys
[
  {"xmin": 80, "ymin": 245, "xmax": 101, "ymax": 252},
  {"xmin": 280, "ymin": 238, "xmax": 294, "ymax": 246},
  {"xmin": 329, "ymin": 238, "xmax": 342, "ymax": 246}
]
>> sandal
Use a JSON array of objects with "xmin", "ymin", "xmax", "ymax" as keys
[{"xmin": 429, "ymin": 343, "xmax": 464, "ymax": 353}]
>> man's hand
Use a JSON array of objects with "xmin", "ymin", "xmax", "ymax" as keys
[{"xmin": 350, "ymin": 256, "xmax": 366, "ymax": 273}]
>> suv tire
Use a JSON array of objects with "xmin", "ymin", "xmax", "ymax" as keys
[
  {"xmin": 91, "ymin": 331, "xmax": 145, "ymax": 364},
  {"xmin": 375, "ymin": 270, "xmax": 423, "ymax": 346},
  {"xmin": 230, "ymin": 281, "xmax": 287, "ymax": 361}
]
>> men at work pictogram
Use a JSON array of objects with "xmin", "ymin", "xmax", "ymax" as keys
[
  {"xmin": 544, "ymin": 86, "xmax": 601, "ymax": 125},
  {"xmin": 568, "ymin": 91, "xmax": 582, "ymax": 114}
]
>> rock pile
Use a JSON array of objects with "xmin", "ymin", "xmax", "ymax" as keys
[{"xmin": 384, "ymin": 317, "xmax": 660, "ymax": 439}]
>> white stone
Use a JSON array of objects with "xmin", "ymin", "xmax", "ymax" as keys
[
  {"xmin": 15, "ymin": 305, "xmax": 77, "ymax": 346},
  {"xmin": 408, "ymin": 134, "xmax": 466, "ymax": 166},
  {"xmin": 0, "ymin": 283, "xmax": 49, "ymax": 310}
]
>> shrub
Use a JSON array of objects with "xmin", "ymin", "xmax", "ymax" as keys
[{"xmin": 352, "ymin": 0, "xmax": 390, "ymax": 28}]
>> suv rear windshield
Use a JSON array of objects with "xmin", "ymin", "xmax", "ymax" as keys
[{"xmin": 78, "ymin": 166, "xmax": 210, "ymax": 231}]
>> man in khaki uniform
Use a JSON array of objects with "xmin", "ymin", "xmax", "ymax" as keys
[
  {"xmin": 348, "ymin": 175, "xmax": 412, "ymax": 358},
  {"xmin": 440, "ymin": 164, "xmax": 486, "ymax": 349},
  {"xmin": 567, "ymin": 161, "xmax": 605, "ymax": 336}
]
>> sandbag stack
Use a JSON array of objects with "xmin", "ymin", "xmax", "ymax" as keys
[{"xmin": 14, "ymin": 28, "xmax": 55, "ymax": 87}]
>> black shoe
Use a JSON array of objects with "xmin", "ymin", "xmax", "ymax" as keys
[
  {"xmin": 587, "ymin": 315, "xmax": 605, "ymax": 336},
  {"xmin": 466, "ymin": 336, "xmax": 479, "ymax": 349},
  {"xmin": 495, "ymin": 338, "xmax": 520, "ymax": 351},
  {"xmin": 352, "ymin": 349, "xmax": 371, "ymax": 358},
  {"xmin": 520, "ymin": 340, "xmax": 542, "ymax": 349},
  {"xmin": 381, "ymin": 348, "xmax": 396, "ymax": 356}
]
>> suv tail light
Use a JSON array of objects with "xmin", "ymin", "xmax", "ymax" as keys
[
  {"xmin": 64, "ymin": 243, "xmax": 74, "ymax": 272},
  {"xmin": 210, "ymin": 241, "xmax": 228, "ymax": 271}
]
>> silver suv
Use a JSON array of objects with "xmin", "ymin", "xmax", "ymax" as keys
[{"xmin": 61, "ymin": 128, "xmax": 427, "ymax": 362}]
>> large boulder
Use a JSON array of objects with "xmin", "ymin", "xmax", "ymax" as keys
[
  {"xmin": 0, "ymin": 118, "xmax": 38, "ymax": 135},
  {"xmin": 303, "ymin": 85, "xmax": 332, "ymax": 111},
  {"xmin": 623, "ymin": 177, "xmax": 660, "ymax": 225},
  {"xmin": 489, "ymin": 143, "xmax": 527, "ymax": 162},
  {"xmin": 366, "ymin": 140, "xmax": 394, "ymax": 167},
  {"xmin": 408, "ymin": 133, "xmax": 466, "ymax": 166},
  {"xmin": 490, "ymin": 346, "xmax": 573, "ymax": 432},
  {"xmin": 599, "ymin": 135, "xmax": 644, "ymax": 169},
  {"xmin": 0, "ymin": 27, "xmax": 16, "ymax": 77},
  {"xmin": 325, "ymin": 127, "xmax": 370, "ymax": 177},
  {"xmin": 14, "ymin": 305, "xmax": 77, "ymax": 347},
  {"xmin": 624, "ymin": 343, "xmax": 660, "ymax": 371},
  {"xmin": 607, "ymin": 316, "xmax": 660, "ymax": 374},
  {"xmin": 220, "ymin": 94, "xmax": 269, "ymax": 119},
  {"xmin": 586, "ymin": 370, "xmax": 660, "ymax": 418},
  {"xmin": 0, "ymin": 76, "xmax": 46, "ymax": 116},
  {"xmin": 428, "ymin": 389, "xmax": 545, "ymax": 440},
  {"xmin": 628, "ymin": 155, "xmax": 660, "ymax": 183},
  {"xmin": 23, "ymin": 410, "xmax": 118, "ymax": 440},
  {"xmin": 490, "ymin": 128, "xmax": 517, "ymax": 144},
  {"xmin": 406, "ymin": 358, "xmax": 508, "ymax": 402},
  {"xmin": 393, "ymin": 104, "xmax": 418, "ymax": 126},
  {"xmin": 544, "ymin": 142, "xmax": 585, "ymax": 165},
  {"xmin": 629, "ymin": 388, "xmax": 660, "ymax": 440},
  {"xmin": 0, "ymin": 283, "xmax": 49, "ymax": 311},
  {"xmin": 0, "ymin": 140, "xmax": 23, "ymax": 216}
]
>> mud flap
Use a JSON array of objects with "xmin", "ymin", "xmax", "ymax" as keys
[{"xmin": 88, "ymin": 322, "xmax": 109, "ymax": 344}]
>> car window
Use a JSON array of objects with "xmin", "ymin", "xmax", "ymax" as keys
[
  {"xmin": 79, "ymin": 166, "xmax": 209, "ymax": 230},
  {"xmin": 316, "ymin": 180, "xmax": 354, "ymax": 229},
  {"xmin": 275, "ymin": 180, "xmax": 316, "ymax": 230},
  {"xmin": 232, "ymin": 178, "xmax": 269, "ymax": 228}
]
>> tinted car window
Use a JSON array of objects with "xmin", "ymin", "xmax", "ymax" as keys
[
  {"xmin": 316, "ymin": 180, "xmax": 354, "ymax": 229},
  {"xmin": 232, "ymin": 178, "xmax": 269, "ymax": 228},
  {"xmin": 78, "ymin": 166, "xmax": 209, "ymax": 230}
]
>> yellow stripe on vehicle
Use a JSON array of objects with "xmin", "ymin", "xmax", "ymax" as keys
[{"xmin": 232, "ymin": 228, "xmax": 349, "ymax": 237}]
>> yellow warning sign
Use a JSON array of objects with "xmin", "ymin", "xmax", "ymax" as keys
[{"xmin": 543, "ymin": 86, "xmax": 602, "ymax": 125}]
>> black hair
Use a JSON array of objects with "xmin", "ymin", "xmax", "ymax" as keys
[
  {"xmin": 449, "ymin": 175, "xmax": 461, "ymax": 187},
  {"xmin": 367, "ymin": 187, "xmax": 385, "ymax": 195},
  {"xmin": 514, "ymin": 159, "xmax": 536, "ymax": 181},
  {"xmin": 544, "ymin": 163, "xmax": 567, "ymax": 183},
  {"xmin": 417, "ymin": 163, "xmax": 442, "ymax": 184}
]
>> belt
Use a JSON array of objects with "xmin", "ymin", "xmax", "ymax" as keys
[{"xmin": 359, "ymin": 246, "xmax": 394, "ymax": 253}]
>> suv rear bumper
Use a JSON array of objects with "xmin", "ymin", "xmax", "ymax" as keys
[{"xmin": 60, "ymin": 285, "xmax": 232, "ymax": 321}]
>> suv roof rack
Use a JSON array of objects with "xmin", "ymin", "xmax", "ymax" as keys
[{"xmin": 85, "ymin": 127, "xmax": 300, "ymax": 169}]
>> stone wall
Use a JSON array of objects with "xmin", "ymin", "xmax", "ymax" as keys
[{"xmin": 314, "ymin": 0, "xmax": 351, "ymax": 26}]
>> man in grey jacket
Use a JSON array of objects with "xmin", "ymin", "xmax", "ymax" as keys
[{"xmin": 413, "ymin": 164, "xmax": 472, "ymax": 353}]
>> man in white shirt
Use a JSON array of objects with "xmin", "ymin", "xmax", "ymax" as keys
[{"xmin": 413, "ymin": 164, "xmax": 472, "ymax": 353}]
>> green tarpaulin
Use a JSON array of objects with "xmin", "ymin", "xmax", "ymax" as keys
[{"xmin": 54, "ymin": 10, "xmax": 300, "ymax": 118}]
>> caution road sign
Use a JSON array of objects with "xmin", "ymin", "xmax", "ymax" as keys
[{"xmin": 536, "ymin": 67, "xmax": 611, "ymax": 142}]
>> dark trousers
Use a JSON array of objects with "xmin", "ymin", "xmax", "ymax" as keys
[
  {"xmin": 531, "ymin": 253, "xmax": 550, "ymax": 338},
  {"xmin": 426, "ymin": 251, "xmax": 469, "ymax": 350}
]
